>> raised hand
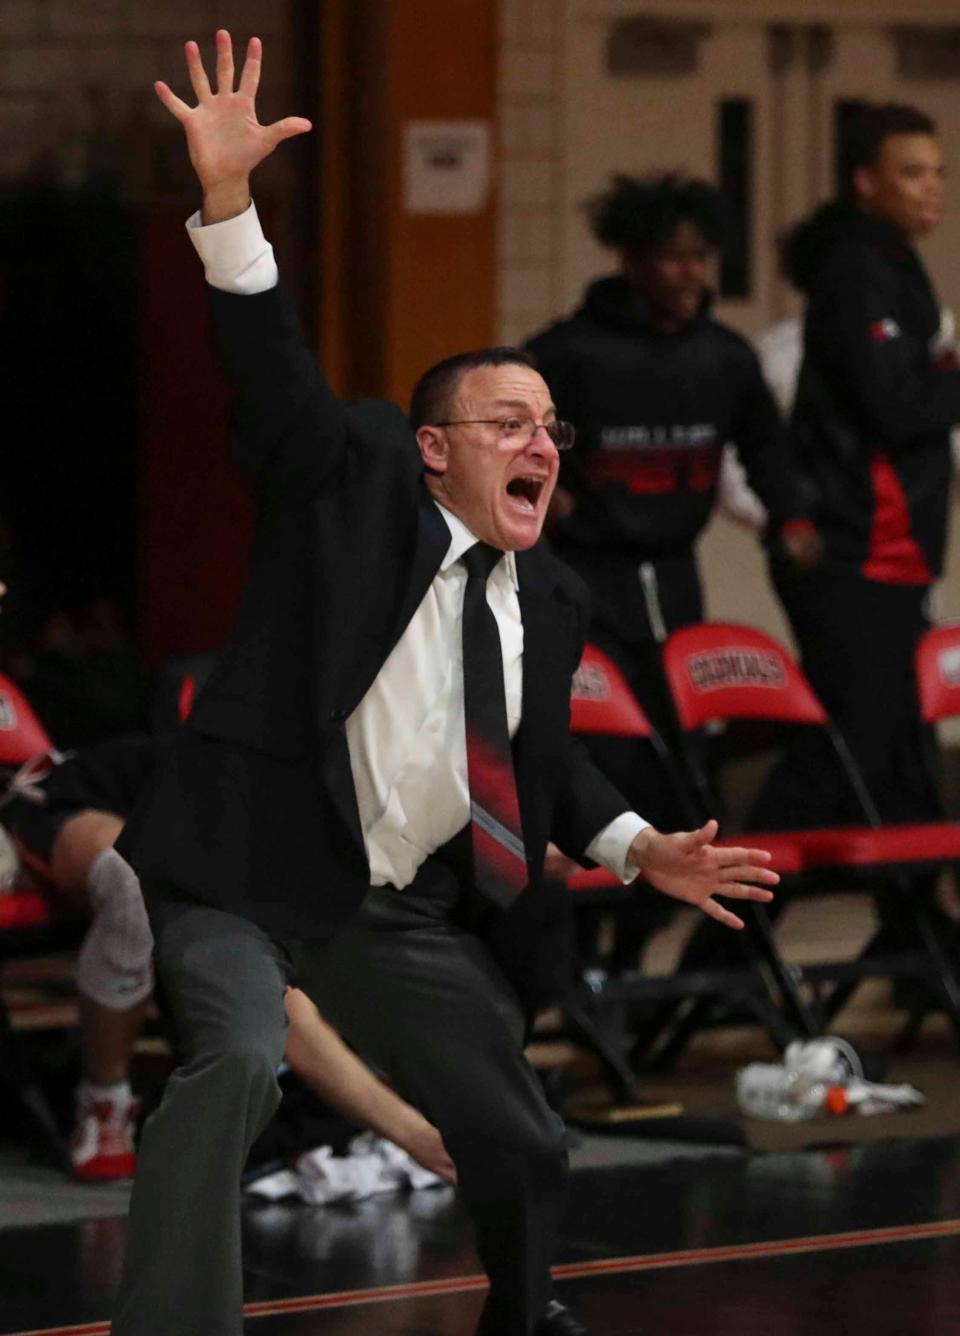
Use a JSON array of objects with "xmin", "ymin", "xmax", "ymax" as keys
[
  {"xmin": 628, "ymin": 818, "xmax": 778, "ymax": 930},
  {"xmin": 154, "ymin": 29, "xmax": 311, "ymax": 220}
]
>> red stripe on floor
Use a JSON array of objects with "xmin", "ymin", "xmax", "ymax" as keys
[
  {"xmin": 552, "ymin": 1215, "xmax": 960, "ymax": 1278},
  {"xmin": 13, "ymin": 1216, "xmax": 960, "ymax": 1335}
]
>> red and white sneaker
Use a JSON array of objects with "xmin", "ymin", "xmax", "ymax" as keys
[{"xmin": 70, "ymin": 1090, "xmax": 139, "ymax": 1182}]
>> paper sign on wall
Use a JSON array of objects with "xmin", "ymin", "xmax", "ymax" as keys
[{"xmin": 403, "ymin": 120, "xmax": 491, "ymax": 215}]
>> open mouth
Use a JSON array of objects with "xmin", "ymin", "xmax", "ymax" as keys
[{"xmin": 506, "ymin": 476, "xmax": 546, "ymax": 512}]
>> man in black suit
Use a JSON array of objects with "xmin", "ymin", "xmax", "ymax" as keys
[{"xmin": 112, "ymin": 32, "xmax": 778, "ymax": 1336}]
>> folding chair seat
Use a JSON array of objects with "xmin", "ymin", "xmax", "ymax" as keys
[
  {"xmin": 0, "ymin": 674, "xmax": 87, "ymax": 1167},
  {"xmin": 661, "ymin": 622, "xmax": 960, "ymax": 1049},
  {"xmin": 558, "ymin": 643, "xmax": 806, "ymax": 1097},
  {"xmin": 787, "ymin": 823, "xmax": 960, "ymax": 869}
]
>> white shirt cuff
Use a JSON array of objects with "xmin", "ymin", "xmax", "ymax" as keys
[
  {"xmin": 185, "ymin": 199, "xmax": 278, "ymax": 295},
  {"xmin": 584, "ymin": 812, "xmax": 649, "ymax": 884}
]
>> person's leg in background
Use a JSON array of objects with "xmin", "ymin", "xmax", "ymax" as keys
[
  {"xmin": 752, "ymin": 562, "xmax": 938, "ymax": 829},
  {"xmin": 676, "ymin": 561, "xmax": 868, "ymax": 988},
  {"xmin": 111, "ymin": 893, "xmax": 291, "ymax": 1336},
  {"xmin": 300, "ymin": 871, "xmax": 569, "ymax": 1336},
  {"xmin": 707, "ymin": 563, "xmax": 943, "ymax": 991},
  {"xmin": 5, "ymin": 802, "xmax": 155, "ymax": 1181},
  {"xmin": 45, "ymin": 811, "xmax": 153, "ymax": 1180},
  {"xmin": 283, "ymin": 986, "xmax": 456, "ymax": 1181}
]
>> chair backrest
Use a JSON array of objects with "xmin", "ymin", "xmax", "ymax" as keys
[
  {"xmin": 662, "ymin": 622, "xmax": 827, "ymax": 731},
  {"xmin": 570, "ymin": 643, "xmax": 652, "ymax": 739},
  {"xmin": 915, "ymin": 623, "xmax": 960, "ymax": 724},
  {"xmin": 0, "ymin": 673, "xmax": 54, "ymax": 766}
]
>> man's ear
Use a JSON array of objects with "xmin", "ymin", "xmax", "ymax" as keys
[
  {"xmin": 417, "ymin": 425, "xmax": 449, "ymax": 475},
  {"xmin": 853, "ymin": 165, "xmax": 876, "ymax": 207}
]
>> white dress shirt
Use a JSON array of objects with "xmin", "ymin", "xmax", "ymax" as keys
[{"xmin": 187, "ymin": 202, "xmax": 648, "ymax": 887}]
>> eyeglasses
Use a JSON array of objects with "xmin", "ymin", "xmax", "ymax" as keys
[{"xmin": 434, "ymin": 416, "xmax": 576, "ymax": 451}]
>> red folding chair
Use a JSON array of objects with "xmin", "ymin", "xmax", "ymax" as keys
[
  {"xmin": 884, "ymin": 620, "xmax": 960, "ymax": 1040},
  {"xmin": 566, "ymin": 642, "xmax": 692, "ymax": 899},
  {"xmin": 916, "ymin": 621, "xmax": 960, "ymax": 730},
  {"xmin": 662, "ymin": 622, "xmax": 960, "ymax": 1050},
  {"xmin": 560, "ymin": 644, "xmax": 804, "ymax": 1094},
  {"xmin": 0, "ymin": 674, "xmax": 88, "ymax": 1168},
  {"xmin": 0, "ymin": 672, "xmax": 76, "ymax": 926}
]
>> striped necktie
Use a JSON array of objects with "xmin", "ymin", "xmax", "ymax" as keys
[{"xmin": 461, "ymin": 542, "xmax": 528, "ymax": 908}]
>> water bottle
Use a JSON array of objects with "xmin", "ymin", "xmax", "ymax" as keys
[{"xmin": 736, "ymin": 1062, "xmax": 849, "ymax": 1123}]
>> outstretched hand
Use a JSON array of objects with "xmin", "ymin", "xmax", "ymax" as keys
[
  {"xmin": 628, "ymin": 819, "xmax": 777, "ymax": 930},
  {"xmin": 154, "ymin": 30, "xmax": 311, "ymax": 217}
]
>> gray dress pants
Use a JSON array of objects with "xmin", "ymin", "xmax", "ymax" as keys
[
  {"xmin": 111, "ymin": 893, "xmax": 293, "ymax": 1336},
  {"xmin": 111, "ymin": 862, "xmax": 567, "ymax": 1336}
]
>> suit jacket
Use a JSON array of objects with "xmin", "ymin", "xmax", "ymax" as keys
[{"xmin": 120, "ymin": 282, "xmax": 631, "ymax": 1007}]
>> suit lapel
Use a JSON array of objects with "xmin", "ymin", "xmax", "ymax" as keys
[
  {"xmin": 385, "ymin": 485, "xmax": 450, "ymax": 662},
  {"xmin": 327, "ymin": 481, "xmax": 449, "ymax": 712},
  {"xmin": 514, "ymin": 545, "xmax": 562, "ymax": 856},
  {"xmin": 324, "ymin": 484, "xmax": 449, "ymax": 860}
]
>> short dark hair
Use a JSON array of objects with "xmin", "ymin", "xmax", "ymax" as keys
[
  {"xmin": 779, "ymin": 200, "xmax": 854, "ymax": 295},
  {"xmin": 409, "ymin": 346, "xmax": 539, "ymax": 430},
  {"xmin": 586, "ymin": 172, "xmax": 730, "ymax": 255},
  {"xmin": 845, "ymin": 102, "xmax": 937, "ymax": 185}
]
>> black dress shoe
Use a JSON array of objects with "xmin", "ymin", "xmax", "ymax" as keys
[{"xmin": 536, "ymin": 1299, "xmax": 591, "ymax": 1335}]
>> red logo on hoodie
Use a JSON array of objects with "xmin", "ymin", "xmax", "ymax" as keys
[{"xmin": 870, "ymin": 318, "xmax": 901, "ymax": 344}]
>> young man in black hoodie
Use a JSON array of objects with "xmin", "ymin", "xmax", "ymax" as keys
[
  {"xmin": 753, "ymin": 104, "xmax": 956, "ymax": 829},
  {"xmin": 527, "ymin": 174, "xmax": 818, "ymax": 823}
]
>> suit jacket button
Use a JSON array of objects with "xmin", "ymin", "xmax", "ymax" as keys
[{"xmin": 329, "ymin": 707, "xmax": 347, "ymax": 722}]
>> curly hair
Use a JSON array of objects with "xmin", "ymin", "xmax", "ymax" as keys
[{"xmin": 586, "ymin": 172, "xmax": 730, "ymax": 255}]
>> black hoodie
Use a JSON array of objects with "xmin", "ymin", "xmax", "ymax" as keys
[
  {"xmin": 790, "ymin": 205, "xmax": 958, "ymax": 581},
  {"xmin": 526, "ymin": 277, "xmax": 804, "ymax": 557}
]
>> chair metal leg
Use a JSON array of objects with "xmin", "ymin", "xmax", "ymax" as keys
[
  {"xmin": 645, "ymin": 997, "xmax": 711, "ymax": 1072},
  {"xmin": 893, "ymin": 1001, "xmax": 929, "ymax": 1053},
  {"xmin": 744, "ymin": 904, "xmax": 821, "ymax": 1039},
  {"xmin": 628, "ymin": 997, "xmax": 688, "ymax": 1069},
  {"xmin": 909, "ymin": 897, "xmax": 960, "ymax": 1048},
  {"xmin": 820, "ymin": 925, "xmax": 891, "ymax": 1023},
  {"xmin": 0, "ymin": 992, "xmax": 71, "ymax": 1173},
  {"xmin": 563, "ymin": 988, "xmax": 642, "ymax": 1104},
  {"xmin": 642, "ymin": 977, "xmax": 799, "ymax": 1072}
]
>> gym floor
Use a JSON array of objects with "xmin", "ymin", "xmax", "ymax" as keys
[
  {"xmin": 4, "ymin": 890, "xmax": 960, "ymax": 1335},
  {"xmin": 3, "ymin": 1131, "xmax": 960, "ymax": 1334}
]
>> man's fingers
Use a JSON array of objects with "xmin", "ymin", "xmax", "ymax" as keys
[
  {"xmin": 268, "ymin": 116, "xmax": 314, "ymax": 145},
  {"xmin": 184, "ymin": 40, "xmax": 212, "ymax": 101},
  {"xmin": 154, "ymin": 81, "xmax": 191, "ymax": 121},
  {"xmin": 238, "ymin": 36, "xmax": 263, "ymax": 99},
  {"xmin": 215, "ymin": 28, "xmax": 235, "ymax": 94},
  {"xmin": 702, "ymin": 898, "xmax": 745, "ymax": 930},
  {"xmin": 677, "ymin": 818, "xmax": 718, "ymax": 854},
  {"xmin": 718, "ymin": 863, "xmax": 779, "ymax": 886},
  {"xmin": 715, "ymin": 882, "xmax": 775, "ymax": 902},
  {"xmin": 717, "ymin": 845, "xmax": 772, "ymax": 866}
]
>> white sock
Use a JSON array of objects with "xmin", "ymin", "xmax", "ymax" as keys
[{"xmin": 79, "ymin": 1079, "xmax": 133, "ymax": 1107}]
